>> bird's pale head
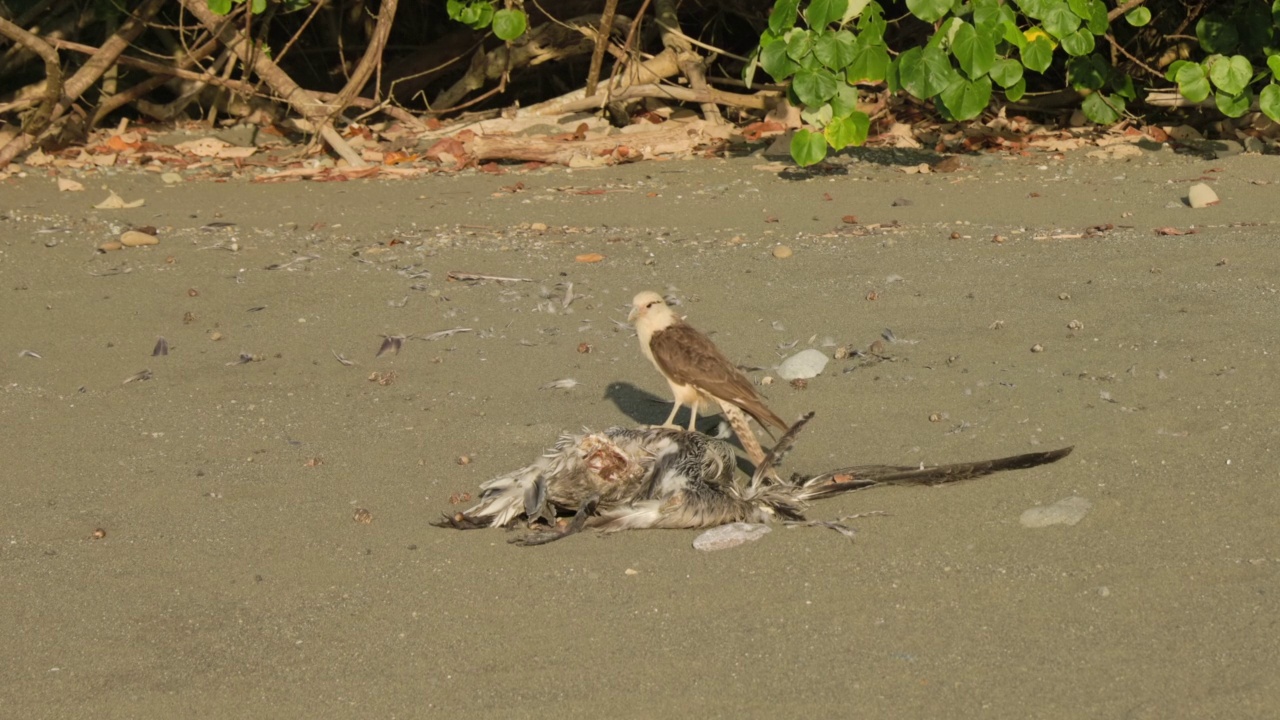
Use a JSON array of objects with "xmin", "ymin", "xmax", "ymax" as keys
[{"xmin": 628, "ymin": 291, "xmax": 669, "ymax": 324}]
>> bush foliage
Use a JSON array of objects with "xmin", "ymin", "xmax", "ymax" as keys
[
  {"xmin": 3, "ymin": 1, "xmax": 1278, "ymax": 167},
  {"xmin": 743, "ymin": 0, "xmax": 1280, "ymax": 165}
]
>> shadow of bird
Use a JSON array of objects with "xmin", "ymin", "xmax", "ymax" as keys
[
  {"xmin": 604, "ymin": 380, "xmax": 756, "ymax": 475},
  {"xmin": 434, "ymin": 412, "xmax": 1074, "ymax": 546}
]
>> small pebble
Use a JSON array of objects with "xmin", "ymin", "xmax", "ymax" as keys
[
  {"xmin": 1067, "ymin": 319, "xmax": 1084, "ymax": 330},
  {"xmin": 530, "ymin": 222, "xmax": 548, "ymax": 232},
  {"xmin": 1030, "ymin": 343, "xmax": 1045, "ymax": 353},
  {"xmin": 97, "ymin": 240, "xmax": 123, "ymax": 252},
  {"xmin": 772, "ymin": 245, "xmax": 793, "ymax": 259}
]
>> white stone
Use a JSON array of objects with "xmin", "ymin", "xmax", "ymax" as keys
[
  {"xmin": 775, "ymin": 348, "xmax": 829, "ymax": 380},
  {"xmin": 1188, "ymin": 183, "xmax": 1219, "ymax": 209}
]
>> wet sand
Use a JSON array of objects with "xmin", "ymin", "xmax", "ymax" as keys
[{"xmin": 2, "ymin": 146, "xmax": 1277, "ymax": 718}]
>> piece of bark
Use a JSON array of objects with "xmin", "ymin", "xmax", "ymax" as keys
[{"xmin": 467, "ymin": 120, "xmax": 730, "ymax": 165}]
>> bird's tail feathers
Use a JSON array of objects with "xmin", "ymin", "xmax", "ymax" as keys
[
  {"xmin": 748, "ymin": 411, "xmax": 814, "ymax": 489},
  {"xmin": 735, "ymin": 397, "xmax": 790, "ymax": 439},
  {"xmin": 794, "ymin": 447, "xmax": 1076, "ymax": 502}
]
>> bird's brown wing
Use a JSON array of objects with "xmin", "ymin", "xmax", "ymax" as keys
[{"xmin": 650, "ymin": 322, "xmax": 789, "ymax": 432}]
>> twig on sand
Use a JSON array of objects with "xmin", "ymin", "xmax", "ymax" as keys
[{"xmin": 446, "ymin": 271, "xmax": 533, "ymax": 283}]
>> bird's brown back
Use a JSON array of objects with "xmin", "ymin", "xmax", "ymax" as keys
[{"xmin": 650, "ymin": 321, "xmax": 788, "ymax": 431}]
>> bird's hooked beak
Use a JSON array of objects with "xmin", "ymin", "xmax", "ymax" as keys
[{"xmin": 628, "ymin": 295, "xmax": 663, "ymax": 323}]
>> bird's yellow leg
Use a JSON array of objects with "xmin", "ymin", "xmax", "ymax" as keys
[
  {"xmin": 661, "ymin": 403, "xmax": 683, "ymax": 429},
  {"xmin": 686, "ymin": 405, "xmax": 699, "ymax": 432}
]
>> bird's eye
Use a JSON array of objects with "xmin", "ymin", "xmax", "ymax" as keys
[{"xmin": 647, "ymin": 300, "xmax": 659, "ymax": 308}]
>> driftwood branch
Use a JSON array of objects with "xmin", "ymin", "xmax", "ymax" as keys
[
  {"xmin": 1143, "ymin": 89, "xmax": 1261, "ymax": 113},
  {"xmin": 0, "ymin": 0, "xmax": 164, "ymax": 167},
  {"xmin": 1107, "ymin": 0, "xmax": 1148, "ymax": 21},
  {"xmin": 88, "ymin": 37, "xmax": 221, "ymax": 126},
  {"xmin": 655, "ymin": 0, "xmax": 721, "ymax": 124},
  {"xmin": 324, "ymin": 0, "xmax": 399, "ymax": 127},
  {"xmin": 0, "ymin": 15, "xmax": 63, "ymax": 136},
  {"xmin": 432, "ymin": 14, "xmax": 632, "ymax": 112},
  {"xmin": 60, "ymin": 0, "xmax": 166, "ymax": 104},
  {"xmin": 584, "ymin": 0, "xmax": 620, "ymax": 97},
  {"xmin": 467, "ymin": 120, "xmax": 730, "ymax": 165},
  {"xmin": 517, "ymin": 48, "xmax": 681, "ymax": 116},
  {"xmin": 47, "ymin": 36, "xmax": 423, "ymax": 131},
  {"xmin": 550, "ymin": 82, "xmax": 779, "ymax": 115},
  {"xmin": 177, "ymin": 0, "xmax": 366, "ymax": 167}
]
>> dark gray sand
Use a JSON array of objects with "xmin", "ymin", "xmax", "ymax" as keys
[{"xmin": 2, "ymin": 146, "xmax": 1277, "ymax": 718}]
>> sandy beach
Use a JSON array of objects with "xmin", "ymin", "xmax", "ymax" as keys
[{"xmin": 2, "ymin": 144, "xmax": 1277, "ymax": 718}]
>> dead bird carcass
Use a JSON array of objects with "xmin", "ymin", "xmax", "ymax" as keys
[{"xmin": 433, "ymin": 413, "xmax": 1073, "ymax": 545}]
